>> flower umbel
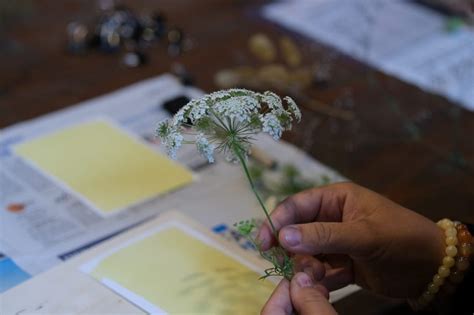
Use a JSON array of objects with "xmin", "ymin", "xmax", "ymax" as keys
[
  {"xmin": 156, "ymin": 89, "xmax": 301, "ymax": 280},
  {"xmin": 156, "ymin": 89, "xmax": 300, "ymax": 162}
]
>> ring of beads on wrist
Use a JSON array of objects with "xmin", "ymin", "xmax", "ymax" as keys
[
  {"xmin": 410, "ymin": 218, "xmax": 473, "ymax": 310},
  {"xmin": 448, "ymin": 222, "xmax": 473, "ymax": 284}
]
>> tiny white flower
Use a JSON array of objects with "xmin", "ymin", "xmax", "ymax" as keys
[
  {"xmin": 196, "ymin": 134, "xmax": 215, "ymax": 163},
  {"xmin": 284, "ymin": 96, "xmax": 301, "ymax": 122},
  {"xmin": 261, "ymin": 113, "xmax": 283, "ymax": 140},
  {"xmin": 164, "ymin": 130, "xmax": 183, "ymax": 160},
  {"xmin": 172, "ymin": 104, "xmax": 188, "ymax": 125},
  {"xmin": 214, "ymin": 95, "xmax": 260, "ymax": 123},
  {"xmin": 188, "ymin": 99, "xmax": 209, "ymax": 123},
  {"xmin": 156, "ymin": 121, "xmax": 183, "ymax": 159},
  {"xmin": 262, "ymin": 91, "xmax": 285, "ymax": 114}
]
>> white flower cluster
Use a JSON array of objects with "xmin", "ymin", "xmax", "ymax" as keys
[
  {"xmin": 214, "ymin": 95, "xmax": 260, "ymax": 124},
  {"xmin": 156, "ymin": 124, "xmax": 183, "ymax": 160},
  {"xmin": 261, "ymin": 113, "xmax": 283, "ymax": 140},
  {"xmin": 196, "ymin": 133, "xmax": 215, "ymax": 163},
  {"xmin": 156, "ymin": 89, "xmax": 301, "ymax": 163}
]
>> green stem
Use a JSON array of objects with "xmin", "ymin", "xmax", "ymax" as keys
[{"xmin": 234, "ymin": 146, "xmax": 277, "ymax": 238}]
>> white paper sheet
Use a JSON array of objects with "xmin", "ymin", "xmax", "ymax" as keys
[{"xmin": 263, "ymin": 0, "xmax": 474, "ymax": 110}]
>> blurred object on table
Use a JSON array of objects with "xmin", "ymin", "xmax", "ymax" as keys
[
  {"xmin": 216, "ymin": 33, "xmax": 314, "ymax": 91},
  {"xmin": 171, "ymin": 63, "xmax": 194, "ymax": 86},
  {"xmin": 215, "ymin": 33, "xmax": 355, "ymax": 121},
  {"xmin": 66, "ymin": 2, "xmax": 192, "ymax": 67}
]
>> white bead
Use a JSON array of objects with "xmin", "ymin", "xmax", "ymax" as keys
[
  {"xmin": 446, "ymin": 236, "xmax": 458, "ymax": 246},
  {"xmin": 442, "ymin": 256, "xmax": 455, "ymax": 268},
  {"xmin": 445, "ymin": 227, "xmax": 457, "ymax": 237},
  {"xmin": 445, "ymin": 245, "xmax": 458, "ymax": 257},
  {"xmin": 438, "ymin": 266, "xmax": 451, "ymax": 278},
  {"xmin": 438, "ymin": 218, "xmax": 453, "ymax": 229}
]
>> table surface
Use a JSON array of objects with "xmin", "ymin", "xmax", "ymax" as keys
[{"xmin": 1, "ymin": 0, "xmax": 473, "ymax": 314}]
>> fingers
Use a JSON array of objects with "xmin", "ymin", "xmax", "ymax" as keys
[
  {"xmin": 321, "ymin": 267, "xmax": 354, "ymax": 292},
  {"xmin": 294, "ymin": 255, "xmax": 354, "ymax": 292},
  {"xmin": 290, "ymin": 273, "xmax": 338, "ymax": 315},
  {"xmin": 292, "ymin": 255, "xmax": 326, "ymax": 282},
  {"xmin": 257, "ymin": 184, "xmax": 350, "ymax": 250},
  {"xmin": 261, "ymin": 279, "xmax": 293, "ymax": 315},
  {"xmin": 319, "ymin": 255, "xmax": 354, "ymax": 291},
  {"xmin": 256, "ymin": 223, "xmax": 275, "ymax": 251},
  {"xmin": 279, "ymin": 221, "xmax": 372, "ymax": 256}
]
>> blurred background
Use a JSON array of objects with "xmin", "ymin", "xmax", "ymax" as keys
[{"xmin": 0, "ymin": 0, "xmax": 473, "ymax": 313}]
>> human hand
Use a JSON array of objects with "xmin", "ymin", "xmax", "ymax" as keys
[
  {"xmin": 261, "ymin": 272, "xmax": 337, "ymax": 315},
  {"xmin": 258, "ymin": 182, "xmax": 446, "ymax": 298}
]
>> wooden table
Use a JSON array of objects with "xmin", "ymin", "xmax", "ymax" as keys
[{"xmin": 1, "ymin": 0, "xmax": 473, "ymax": 314}]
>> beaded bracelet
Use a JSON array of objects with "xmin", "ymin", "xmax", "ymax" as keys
[
  {"xmin": 410, "ymin": 218, "xmax": 473, "ymax": 310},
  {"xmin": 446, "ymin": 222, "xmax": 473, "ymax": 287},
  {"xmin": 410, "ymin": 219, "xmax": 458, "ymax": 309}
]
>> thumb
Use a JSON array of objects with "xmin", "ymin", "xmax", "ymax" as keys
[
  {"xmin": 279, "ymin": 221, "xmax": 373, "ymax": 255},
  {"xmin": 290, "ymin": 272, "xmax": 337, "ymax": 315}
]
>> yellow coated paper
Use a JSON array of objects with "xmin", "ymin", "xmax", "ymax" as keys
[
  {"xmin": 90, "ymin": 227, "xmax": 275, "ymax": 314},
  {"xmin": 14, "ymin": 121, "xmax": 193, "ymax": 214}
]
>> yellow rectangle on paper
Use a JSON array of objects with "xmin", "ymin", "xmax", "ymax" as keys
[
  {"xmin": 89, "ymin": 226, "xmax": 275, "ymax": 314},
  {"xmin": 14, "ymin": 120, "xmax": 193, "ymax": 214}
]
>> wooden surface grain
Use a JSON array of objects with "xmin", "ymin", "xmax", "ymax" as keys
[{"xmin": 1, "ymin": 1, "xmax": 473, "ymax": 314}]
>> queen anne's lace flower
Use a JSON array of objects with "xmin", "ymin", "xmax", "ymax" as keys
[
  {"xmin": 156, "ymin": 89, "xmax": 300, "ymax": 281},
  {"xmin": 156, "ymin": 89, "xmax": 300, "ymax": 162}
]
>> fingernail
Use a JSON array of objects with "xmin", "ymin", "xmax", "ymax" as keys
[
  {"xmin": 282, "ymin": 226, "xmax": 301, "ymax": 246},
  {"xmin": 296, "ymin": 272, "xmax": 313, "ymax": 288}
]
